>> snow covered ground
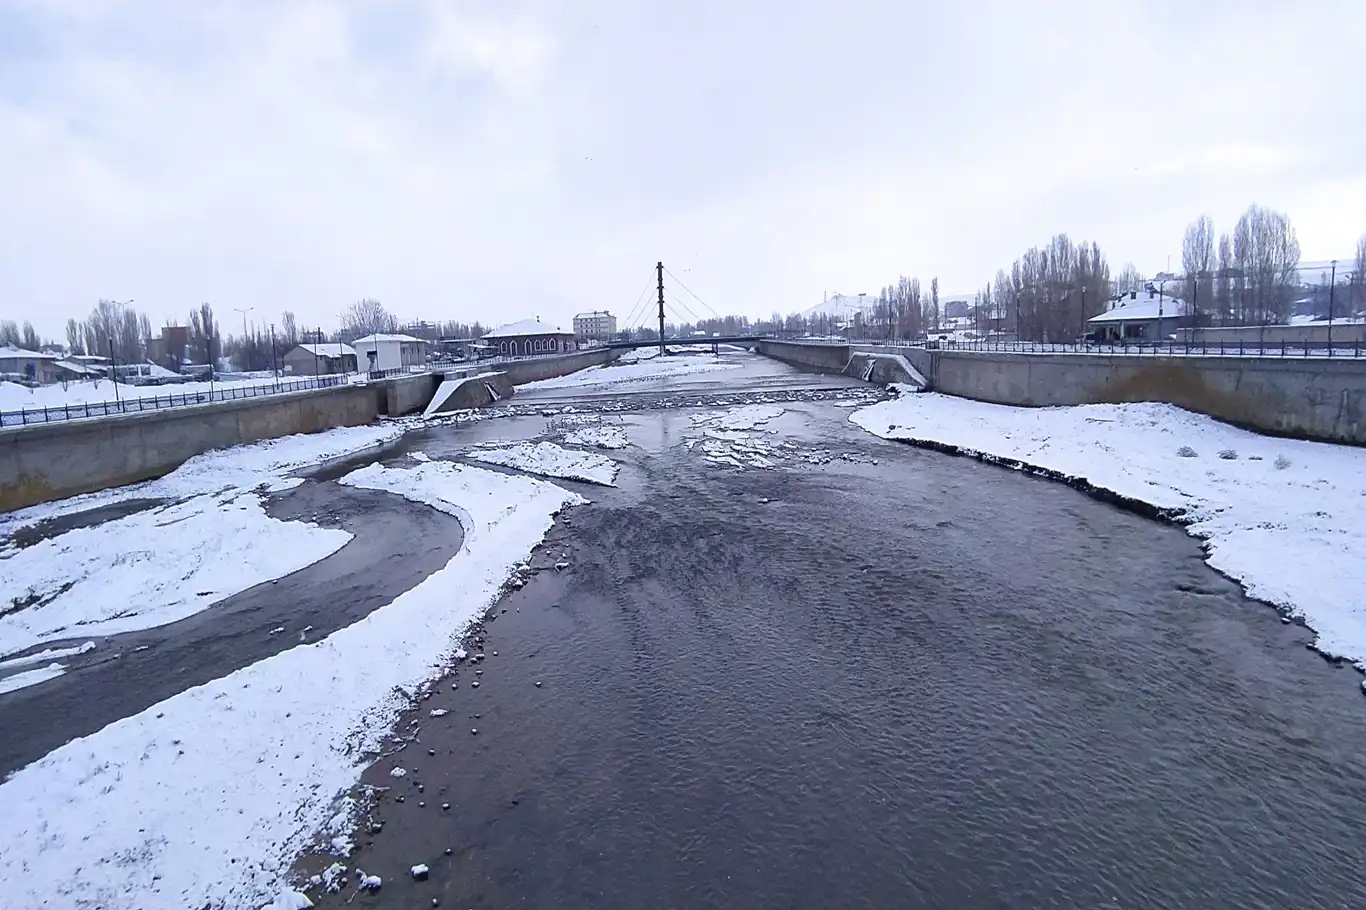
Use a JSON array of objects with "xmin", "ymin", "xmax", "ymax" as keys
[
  {"xmin": 517, "ymin": 351, "xmax": 742, "ymax": 391},
  {"xmin": 0, "ymin": 375, "xmax": 312, "ymax": 423},
  {"xmin": 1, "ymin": 492, "xmax": 350, "ymax": 661},
  {"xmin": 851, "ymin": 393, "xmax": 1366, "ymax": 668},
  {"xmin": 467, "ymin": 441, "xmax": 619, "ymax": 485},
  {"xmin": 0, "ymin": 461, "xmax": 582, "ymax": 910},
  {"xmin": 0, "ymin": 423, "xmax": 403, "ymax": 544}
]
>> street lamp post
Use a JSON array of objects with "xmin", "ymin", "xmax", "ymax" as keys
[
  {"xmin": 1327, "ymin": 260, "xmax": 1337, "ymax": 355},
  {"xmin": 234, "ymin": 307, "xmax": 254, "ymax": 371}
]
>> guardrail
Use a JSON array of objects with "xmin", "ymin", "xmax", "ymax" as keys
[
  {"xmin": 780, "ymin": 337, "xmax": 1366, "ymax": 359},
  {"xmin": 1, "ymin": 374, "xmax": 349, "ymax": 428}
]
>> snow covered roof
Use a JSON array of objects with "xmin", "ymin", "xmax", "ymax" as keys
[
  {"xmin": 482, "ymin": 318, "xmax": 571, "ymax": 338},
  {"xmin": 352, "ymin": 333, "xmax": 429, "ymax": 345},
  {"xmin": 294, "ymin": 343, "xmax": 357, "ymax": 358},
  {"xmin": 0, "ymin": 346, "xmax": 59, "ymax": 360},
  {"xmin": 1089, "ymin": 295, "xmax": 1192, "ymax": 323},
  {"xmin": 53, "ymin": 359, "xmax": 99, "ymax": 375}
]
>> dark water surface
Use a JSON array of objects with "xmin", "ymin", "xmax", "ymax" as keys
[{"xmin": 340, "ymin": 391, "xmax": 1366, "ymax": 910}]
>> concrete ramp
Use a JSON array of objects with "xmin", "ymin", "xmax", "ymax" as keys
[
  {"xmin": 423, "ymin": 372, "xmax": 515, "ymax": 418},
  {"xmin": 844, "ymin": 352, "xmax": 928, "ymax": 390}
]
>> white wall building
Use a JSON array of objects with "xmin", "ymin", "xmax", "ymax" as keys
[
  {"xmin": 572, "ymin": 311, "xmax": 617, "ymax": 340},
  {"xmin": 352, "ymin": 334, "xmax": 430, "ymax": 372}
]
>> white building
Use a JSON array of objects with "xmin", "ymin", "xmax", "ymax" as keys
[
  {"xmin": 351, "ymin": 334, "xmax": 430, "ymax": 373},
  {"xmin": 0, "ymin": 347, "xmax": 61, "ymax": 385},
  {"xmin": 572, "ymin": 311, "xmax": 617, "ymax": 340}
]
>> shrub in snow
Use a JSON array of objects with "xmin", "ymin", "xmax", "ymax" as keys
[
  {"xmin": 1176, "ymin": 446, "xmax": 1198, "ymax": 458},
  {"xmin": 1274, "ymin": 454, "xmax": 1292, "ymax": 470},
  {"xmin": 1218, "ymin": 449, "xmax": 1237, "ymax": 460}
]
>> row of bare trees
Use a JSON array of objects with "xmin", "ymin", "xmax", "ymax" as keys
[
  {"xmin": 970, "ymin": 235, "xmax": 1113, "ymax": 342},
  {"xmin": 1179, "ymin": 205, "xmax": 1303, "ymax": 325}
]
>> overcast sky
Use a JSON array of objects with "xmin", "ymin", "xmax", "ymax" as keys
[{"xmin": 3, "ymin": 0, "xmax": 1364, "ymax": 339}]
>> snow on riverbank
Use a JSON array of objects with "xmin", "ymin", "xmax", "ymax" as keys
[
  {"xmin": 851, "ymin": 393, "xmax": 1366, "ymax": 667},
  {"xmin": 0, "ymin": 374, "xmax": 290, "ymax": 414},
  {"xmin": 0, "ymin": 423, "xmax": 403, "ymax": 543},
  {"xmin": 0, "ymin": 462, "xmax": 581, "ymax": 910},
  {"xmin": 467, "ymin": 441, "xmax": 619, "ymax": 485},
  {"xmin": 1, "ymin": 493, "xmax": 350, "ymax": 661},
  {"xmin": 518, "ymin": 352, "xmax": 742, "ymax": 391}
]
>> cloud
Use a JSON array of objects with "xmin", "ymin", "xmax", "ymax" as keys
[{"xmin": 1, "ymin": 0, "xmax": 1363, "ymax": 339}]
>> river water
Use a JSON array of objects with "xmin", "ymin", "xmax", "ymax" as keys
[{"xmin": 334, "ymin": 354, "xmax": 1366, "ymax": 910}]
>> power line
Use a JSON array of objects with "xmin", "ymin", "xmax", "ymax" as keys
[{"xmin": 662, "ymin": 265, "xmax": 721, "ymax": 318}]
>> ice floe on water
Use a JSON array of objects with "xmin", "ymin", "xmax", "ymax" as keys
[
  {"xmin": 562, "ymin": 425, "xmax": 630, "ymax": 449},
  {"xmin": 466, "ymin": 441, "xmax": 619, "ymax": 485},
  {"xmin": 0, "ymin": 461, "xmax": 581, "ymax": 910},
  {"xmin": 0, "ymin": 661, "xmax": 68, "ymax": 694},
  {"xmin": 685, "ymin": 404, "xmax": 875, "ymax": 471},
  {"xmin": 851, "ymin": 393, "xmax": 1366, "ymax": 669}
]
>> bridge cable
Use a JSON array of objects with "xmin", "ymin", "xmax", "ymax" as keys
[
  {"xmin": 664, "ymin": 290, "xmax": 703, "ymax": 326},
  {"xmin": 662, "ymin": 265, "xmax": 722, "ymax": 319},
  {"xmin": 620, "ymin": 275, "xmax": 656, "ymax": 332}
]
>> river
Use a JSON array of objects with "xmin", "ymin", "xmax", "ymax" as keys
[{"xmin": 324, "ymin": 353, "xmax": 1366, "ymax": 910}]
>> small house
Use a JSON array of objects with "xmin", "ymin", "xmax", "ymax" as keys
[
  {"xmin": 351, "ymin": 334, "xmax": 429, "ymax": 373},
  {"xmin": 282, "ymin": 343, "xmax": 358, "ymax": 375}
]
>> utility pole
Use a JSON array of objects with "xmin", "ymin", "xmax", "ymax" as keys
[{"xmin": 657, "ymin": 260, "xmax": 666, "ymax": 356}]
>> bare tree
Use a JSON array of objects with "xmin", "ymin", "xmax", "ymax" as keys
[
  {"xmin": 280, "ymin": 310, "xmax": 299, "ymax": 347},
  {"xmin": 1114, "ymin": 263, "xmax": 1144, "ymax": 295},
  {"xmin": 929, "ymin": 277, "xmax": 940, "ymax": 331},
  {"xmin": 21, "ymin": 322, "xmax": 40, "ymax": 350},
  {"xmin": 188, "ymin": 302, "xmax": 218, "ymax": 366},
  {"xmin": 65, "ymin": 317, "xmax": 84, "ymax": 354},
  {"xmin": 0, "ymin": 320, "xmax": 19, "ymax": 347},
  {"xmin": 1215, "ymin": 233, "xmax": 1234, "ymax": 324},
  {"xmin": 1232, "ymin": 204, "xmax": 1300, "ymax": 324},
  {"xmin": 1353, "ymin": 232, "xmax": 1366, "ymax": 315},
  {"xmin": 1182, "ymin": 215, "xmax": 1215, "ymax": 318},
  {"xmin": 343, "ymin": 298, "xmax": 397, "ymax": 337}
]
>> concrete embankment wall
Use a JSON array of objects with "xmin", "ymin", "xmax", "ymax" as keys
[
  {"xmin": 494, "ymin": 347, "xmax": 621, "ymax": 385},
  {"xmin": 758, "ymin": 339, "xmax": 1366, "ymax": 445},
  {"xmin": 901, "ymin": 346, "xmax": 1366, "ymax": 445},
  {"xmin": 381, "ymin": 374, "xmax": 439, "ymax": 417},
  {"xmin": 425, "ymin": 372, "xmax": 516, "ymax": 416},
  {"xmin": 1174, "ymin": 323, "xmax": 1366, "ymax": 345},
  {"xmin": 1, "ymin": 385, "xmax": 381, "ymax": 512},
  {"xmin": 757, "ymin": 340, "xmax": 852, "ymax": 373}
]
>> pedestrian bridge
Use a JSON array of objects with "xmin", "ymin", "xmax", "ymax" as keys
[{"xmin": 604, "ymin": 335, "xmax": 765, "ymax": 350}]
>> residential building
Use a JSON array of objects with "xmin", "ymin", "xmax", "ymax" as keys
[
  {"xmin": 573, "ymin": 311, "xmax": 617, "ymax": 341},
  {"xmin": 482, "ymin": 318, "xmax": 577, "ymax": 357},
  {"xmin": 282, "ymin": 343, "xmax": 358, "ymax": 375},
  {"xmin": 351, "ymin": 334, "xmax": 430, "ymax": 372},
  {"xmin": 1087, "ymin": 289, "xmax": 1193, "ymax": 341},
  {"xmin": 0, "ymin": 347, "xmax": 61, "ymax": 384},
  {"xmin": 146, "ymin": 325, "xmax": 190, "ymax": 371}
]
